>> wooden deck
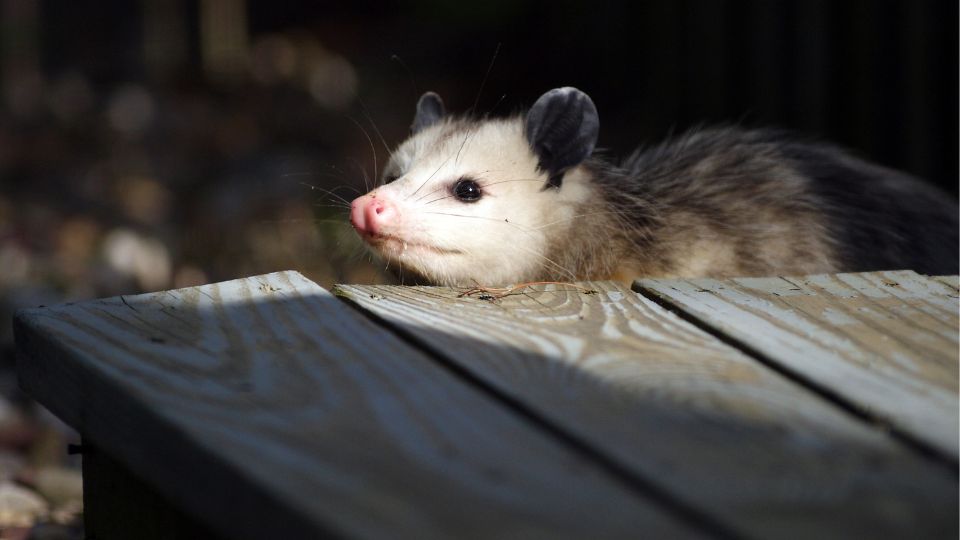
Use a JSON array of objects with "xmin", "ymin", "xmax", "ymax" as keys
[{"xmin": 13, "ymin": 270, "xmax": 959, "ymax": 539}]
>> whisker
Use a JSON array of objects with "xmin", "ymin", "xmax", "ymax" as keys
[
  {"xmin": 421, "ymin": 211, "xmax": 533, "ymax": 231},
  {"xmin": 530, "ymin": 211, "xmax": 628, "ymax": 231},
  {"xmin": 345, "ymin": 157, "xmax": 373, "ymax": 193},
  {"xmin": 422, "ymin": 193, "xmax": 455, "ymax": 205},
  {"xmin": 412, "ymin": 168, "xmax": 498, "ymax": 204},
  {"xmin": 296, "ymin": 172, "xmax": 356, "ymax": 187},
  {"xmin": 417, "ymin": 177, "xmax": 543, "ymax": 206},
  {"xmin": 408, "ymin": 151, "xmax": 455, "ymax": 200},
  {"xmin": 357, "ymin": 96, "xmax": 392, "ymax": 156},
  {"xmin": 469, "ymin": 42, "xmax": 501, "ymax": 116},
  {"xmin": 256, "ymin": 217, "xmax": 350, "ymax": 226},
  {"xmin": 280, "ymin": 171, "xmax": 326, "ymax": 179},
  {"xmin": 505, "ymin": 242, "xmax": 577, "ymax": 283},
  {"xmin": 454, "ymin": 129, "xmax": 476, "ymax": 166},
  {"xmin": 345, "ymin": 116, "xmax": 378, "ymax": 190},
  {"xmin": 312, "ymin": 204, "xmax": 352, "ymax": 212},
  {"xmin": 391, "ymin": 53, "xmax": 420, "ymax": 98},
  {"xmin": 412, "ymin": 184, "xmax": 449, "ymax": 203},
  {"xmin": 423, "ymin": 215, "xmax": 571, "ymax": 280},
  {"xmin": 300, "ymin": 183, "xmax": 357, "ymax": 207},
  {"xmin": 478, "ymin": 177, "xmax": 544, "ymax": 188},
  {"xmin": 484, "ymin": 93, "xmax": 507, "ymax": 118}
]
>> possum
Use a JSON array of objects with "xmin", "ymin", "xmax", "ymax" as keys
[{"xmin": 349, "ymin": 87, "xmax": 959, "ymax": 286}]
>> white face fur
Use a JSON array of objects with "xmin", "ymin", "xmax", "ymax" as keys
[{"xmin": 353, "ymin": 117, "xmax": 593, "ymax": 286}]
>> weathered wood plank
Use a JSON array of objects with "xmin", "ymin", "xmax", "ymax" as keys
[
  {"xmin": 15, "ymin": 272, "xmax": 700, "ymax": 540},
  {"xmin": 336, "ymin": 281, "xmax": 958, "ymax": 540},
  {"xmin": 635, "ymin": 271, "xmax": 959, "ymax": 458},
  {"xmin": 930, "ymin": 275, "xmax": 959, "ymax": 291}
]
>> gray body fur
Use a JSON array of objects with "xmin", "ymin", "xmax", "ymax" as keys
[{"xmin": 559, "ymin": 127, "xmax": 958, "ymax": 280}]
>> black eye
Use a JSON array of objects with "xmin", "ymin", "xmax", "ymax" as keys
[{"xmin": 452, "ymin": 178, "xmax": 482, "ymax": 202}]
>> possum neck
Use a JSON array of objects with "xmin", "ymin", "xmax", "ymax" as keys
[{"xmin": 540, "ymin": 161, "xmax": 665, "ymax": 281}]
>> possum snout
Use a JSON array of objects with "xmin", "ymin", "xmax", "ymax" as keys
[{"xmin": 350, "ymin": 193, "xmax": 398, "ymax": 236}]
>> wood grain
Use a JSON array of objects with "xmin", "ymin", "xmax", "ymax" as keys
[
  {"xmin": 336, "ymin": 281, "xmax": 957, "ymax": 540},
  {"xmin": 635, "ymin": 270, "xmax": 959, "ymax": 459},
  {"xmin": 930, "ymin": 275, "xmax": 960, "ymax": 291},
  {"xmin": 15, "ymin": 272, "xmax": 699, "ymax": 540}
]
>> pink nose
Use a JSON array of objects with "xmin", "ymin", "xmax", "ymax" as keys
[{"xmin": 350, "ymin": 193, "xmax": 397, "ymax": 236}]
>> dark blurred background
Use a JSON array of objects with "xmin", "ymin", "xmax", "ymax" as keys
[
  {"xmin": 1, "ymin": 0, "xmax": 957, "ymax": 311},
  {"xmin": 0, "ymin": 0, "xmax": 956, "ymax": 534}
]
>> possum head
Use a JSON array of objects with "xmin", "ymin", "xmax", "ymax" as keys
[{"xmin": 350, "ymin": 87, "xmax": 599, "ymax": 286}]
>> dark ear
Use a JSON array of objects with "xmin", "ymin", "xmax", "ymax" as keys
[
  {"xmin": 525, "ymin": 87, "xmax": 599, "ymax": 188},
  {"xmin": 411, "ymin": 91, "xmax": 446, "ymax": 133}
]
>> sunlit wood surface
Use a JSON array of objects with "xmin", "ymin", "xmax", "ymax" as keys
[{"xmin": 15, "ymin": 270, "xmax": 959, "ymax": 540}]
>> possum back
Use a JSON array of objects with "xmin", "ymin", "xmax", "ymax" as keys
[{"xmin": 609, "ymin": 128, "xmax": 959, "ymax": 278}]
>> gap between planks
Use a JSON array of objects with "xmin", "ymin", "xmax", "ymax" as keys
[
  {"xmin": 333, "ymin": 286, "xmax": 743, "ymax": 540},
  {"xmin": 335, "ymin": 280, "xmax": 957, "ymax": 540},
  {"xmin": 632, "ymin": 271, "xmax": 959, "ymax": 470},
  {"xmin": 16, "ymin": 272, "xmax": 707, "ymax": 540}
]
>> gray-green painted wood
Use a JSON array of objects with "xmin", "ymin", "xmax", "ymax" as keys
[
  {"xmin": 15, "ymin": 271, "xmax": 699, "ymax": 540},
  {"xmin": 337, "ymin": 279, "xmax": 957, "ymax": 540},
  {"xmin": 635, "ymin": 270, "xmax": 958, "ymax": 458}
]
